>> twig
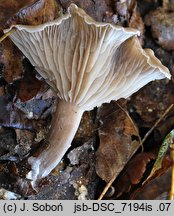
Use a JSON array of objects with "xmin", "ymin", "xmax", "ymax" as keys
[
  {"xmin": 141, "ymin": 104, "xmax": 174, "ymax": 144},
  {"xmin": 116, "ymin": 102, "xmax": 143, "ymax": 151},
  {"xmin": 98, "ymin": 103, "xmax": 174, "ymax": 200},
  {"xmin": 0, "ymin": 28, "xmax": 16, "ymax": 43},
  {"xmin": 98, "ymin": 102, "xmax": 142, "ymax": 200},
  {"xmin": 98, "ymin": 174, "xmax": 117, "ymax": 200}
]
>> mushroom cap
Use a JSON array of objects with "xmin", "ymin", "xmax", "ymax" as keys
[{"xmin": 5, "ymin": 4, "xmax": 170, "ymax": 110}]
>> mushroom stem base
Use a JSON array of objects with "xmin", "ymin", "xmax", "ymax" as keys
[{"xmin": 27, "ymin": 100, "xmax": 83, "ymax": 186}]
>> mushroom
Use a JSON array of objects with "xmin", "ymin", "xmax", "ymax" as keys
[{"xmin": 4, "ymin": 4, "xmax": 170, "ymax": 186}]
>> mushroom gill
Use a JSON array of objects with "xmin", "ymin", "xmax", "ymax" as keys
[{"xmin": 4, "ymin": 4, "xmax": 170, "ymax": 186}]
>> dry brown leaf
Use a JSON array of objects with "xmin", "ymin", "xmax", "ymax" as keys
[
  {"xmin": 74, "ymin": 110, "xmax": 98, "ymax": 144},
  {"xmin": 126, "ymin": 152, "xmax": 156, "ymax": 185},
  {"xmin": 145, "ymin": 7, "xmax": 174, "ymax": 51},
  {"xmin": 96, "ymin": 101, "xmax": 140, "ymax": 183},
  {"xmin": 15, "ymin": 65, "xmax": 43, "ymax": 102},
  {"xmin": 59, "ymin": 0, "xmax": 113, "ymax": 22},
  {"xmin": 112, "ymin": 152, "xmax": 156, "ymax": 198},
  {"xmin": 131, "ymin": 157, "xmax": 172, "ymax": 199},
  {"xmin": 142, "ymin": 153, "xmax": 172, "ymax": 186},
  {"xmin": 6, "ymin": 0, "xmax": 61, "ymax": 27},
  {"xmin": 0, "ymin": 0, "xmax": 36, "ymax": 27},
  {"xmin": 143, "ymin": 131, "xmax": 173, "ymax": 185},
  {"xmin": 0, "ymin": 38, "xmax": 23, "ymax": 83},
  {"xmin": 16, "ymin": 78, "xmax": 43, "ymax": 102}
]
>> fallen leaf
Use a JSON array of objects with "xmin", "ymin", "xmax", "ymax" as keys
[
  {"xmin": 131, "ymin": 159, "xmax": 172, "ymax": 199},
  {"xmin": 6, "ymin": 0, "xmax": 61, "ymax": 27},
  {"xmin": 145, "ymin": 7, "xmax": 174, "ymax": 51},
  {"xmin": 14, "ymin": 97, "xmax": 54, "ymax": 120},
  {"xmin": 67, "ymin": 138, "xmax": 96, "ymax": 166},
  {"xmin": 96, "ymin": 100, "xmax": 140, "ymax": 183},
  {"xmin": 15, "ymin": 60, "xmax": 43, "ymax": 102},
  {"xmin": 59, "ymin": 0, "xmax": 113, "ymax": 22},
  {"xmin": 143, "ymin": 130, "xmax": 173, "ymax": 184},
  {"xmin": 0, "ymin": 38, "xmax": 23, "ymax": 83},
  {"xmin": 0, "ymin": 0, "xmax": 36, "ymax": 27},
  {"xmin": 112, "ymin": 152, "xmax": 156, "ymax": 198},
  {"xmin": 126, "ymin": 152, "xmax": 156, "ymax": 185},
  {"xmin": 74, "ymin": 110, "xmax": 98, "ymax": 144},
  {"xmin": 0, "ymin": 0, "xmax": 173, "ymax": 200},
  {"xmin": 0, "ymin": 94, "xmax": 45, "ymax": 131}
]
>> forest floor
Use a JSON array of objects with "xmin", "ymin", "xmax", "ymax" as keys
[{"xmin": 0, "ymin": 0, "xmax": 174, "ymax": 200}]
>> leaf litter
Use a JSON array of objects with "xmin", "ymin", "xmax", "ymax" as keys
[{"xmin": 0, "ymin": 0, "xmax": 174, "ymax": 199}]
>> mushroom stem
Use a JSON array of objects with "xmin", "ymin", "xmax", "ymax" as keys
[{"xmin": 27, "ymin": 100, "xmax": 83, "ymax": 185}]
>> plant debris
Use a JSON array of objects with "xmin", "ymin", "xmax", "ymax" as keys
[
  {"xmin": 0, "ymin": 0, "xmax": 174, "ymax": 200},
  {"xmin": 96, "ymin": 101, "xmax": 140, "ymax": 183},
  {"xmin": 145, "ymin": 7, "xmax": 174, "ymax": 51}
]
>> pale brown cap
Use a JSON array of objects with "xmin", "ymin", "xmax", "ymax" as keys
[{"xmin": 5, "ymin": 4, "xmax": 170, "ymax": 110}]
